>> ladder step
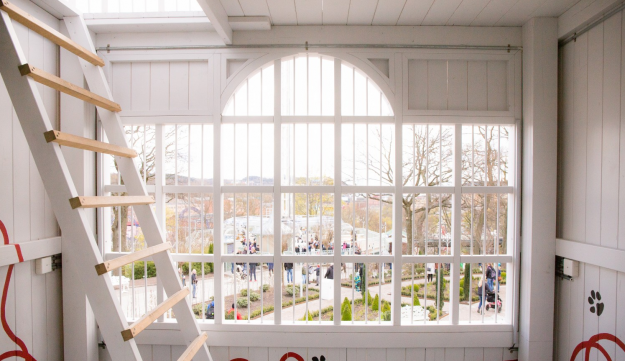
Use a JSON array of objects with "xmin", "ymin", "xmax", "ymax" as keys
[
  {"xmin": 18, "ymin": 64, "xmax": 121, "ymax": 112},
  {"xmin": 121, "ymin": 288, "xmax": 190, "ymax": 341},
  {"xmin": 0, "ymin": 1, "xmax": 104, "ymax": 67},
  {"xmin": 95, "ymin": 242, "xmax": 172, "ymax": 276},
  {"xmin": 177, "ymin": 333, "xmax": 208, "ymax": 361},
  {"xmin": 44, "ymin": 130, "xmax": 137, "ymax": 158},
  {"xmin": 69, "ymin": 196, "xmax": 154, "ymax": 209}
]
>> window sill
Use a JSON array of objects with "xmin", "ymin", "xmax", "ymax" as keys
[{"xmin": 135, "ymin": 322, "xmax": 513, "ymax": 348}]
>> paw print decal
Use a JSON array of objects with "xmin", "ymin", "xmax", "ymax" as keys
[
  {"xmin": 312, "ymin": 357, "xmax": 325, "ymax": 361},
  {"xmin": 588, "ymin": 290, "xmax": 604, "ymax": 316}
]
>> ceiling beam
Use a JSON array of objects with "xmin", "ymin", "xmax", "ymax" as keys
[{"xmin": 195, "ymin": 0, "xmax": 232, "ymax": 44}]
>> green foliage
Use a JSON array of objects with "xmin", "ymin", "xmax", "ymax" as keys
[
  {"xmin": 436, "ymin": 274, "xmax": 446, "ymax": 310},
  {"xmin": 249, "ymin": 305, "xmax": 274, "ymax": 320},
  {"xmin": 382, "ymin": 310, "xmax": 391, "ymax": 321},
  {"xmin": 181, "ymin": 261, "xmax": 214, "ymax": 276},
  {"xmin": 262, "ymin": 284, "xmax": 270, "ymax": 292},
  {"xmin": 371, "ymin": 294, "xmax": 380, "ymax": 311},
  {"xmin": 286, "ymin": 284, "xmax": 307, "ymax": 296},
  {"xmin": 240, "ymin": 288, "xmax": 248, "ymax": 297},
  {"xmin": 225, "ymin": 310, "xmax": 235, "ymax": 320},
  {"xmin": 341, "ymin": 297, "xmax": 352, "ymax": 321},
  {"xmin": 427, "ymin": 306, "xmax": 438, "ymax": 321},
  {"xmin": 401, "ymin": 284, "xmax": 420, "ymax": 296},
  {"xmin": 236, "ymin": 297, "xmax": 248, "ymax": 308},
  {"xmin": 381, "ymin": 301, "xmax": 391, "ymax": 314},
  {"xmin": 360, "ymin": 264, "xmax": 367, "ymax": 299},
  {"xmin": 367, "ymin": 290, "xmax": 373, "ymax": 306},
  {"xmin": 463, "ymin": 263, "xmax": 471, "ymax": 301},
  {"xmin": 124, "ymin": 261, "xmax": 157, "ymax": 280},
  {"xmin": 300, "ymin": 311, "xmax": 314, "ymax": 321},
  {"xmin": 249, "ymin": 292, "xmax": 260, "ymax": 302},
  {"xmin": 500, "ymin": 271, "xmax": 507, "ymax": 284},
  {"xmin": 413, "ymin": 293, "xmax": 421, "ymax": 306}
]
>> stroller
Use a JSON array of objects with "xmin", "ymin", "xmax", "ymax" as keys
[{"xmin": 484, "ymin": 291, "xmax": 502, "ymax": 313}]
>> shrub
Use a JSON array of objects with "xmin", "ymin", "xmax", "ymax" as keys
[
  {"xmin": 341, "ymin": 297, "xmax": 352, "ymax": 321},
  {"xmin": 240, "ymin": 289, "xmax": 248, "ymax": 297},
  {"xmin": 300, "ymin": 311, "xmax": 314, "ymax": 321},
  {"xmin": 236, "ymin": 297, "xmax": 248, "ymax": 308},
  {"xmin": 367, "ymin": 290, "xmax": 373, "ymax": 306},
  {"xmin": 249, "ymin": 292, "xmax": 260, "ymax": 302},
  {"xmin": 181, "ymin": 261, "xmax": 214, "ymax": 276},
  {"xmin": 286, "ymin": 284, "xmax": 306, "ymax": 296},
  {"xmin": 401, "ymin": 284, "xmax": 420, "ymax": 296},
  {"xmin": 381, "ymin": 301, "xmax": 391, "ymax": 314},
  {"xmin": 382, "ymin": 310, "xmax": 391, "ymax": 321},
  {"xmin": 124, "ymin": 261, "xmax": 157, "ymax": 280},
  {"xmin": 500, "ymin": 271, "xmax": 507, "ymax": 284},
  {"xmin": 413, "ymin": 294, "xmax": 420, "ymax": 306},
  {"xmin": 262, "ymin": 284, "xmax": 270, "ymax": 292},
  {"xmin": 225, "ymin": 310, "xmax": 235, "ymax": 320},
  {"xmin": 371, "ymin": 294, "xmax": 380, "ymax": 311}
]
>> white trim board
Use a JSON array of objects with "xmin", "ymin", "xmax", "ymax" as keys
[
  {"xmin": 556, "ymin": 238, "xmax": 625, "ymax": 273},
  {"xmin": 0, "ymin": 236, "xmax": 61, "ymax": 267}
]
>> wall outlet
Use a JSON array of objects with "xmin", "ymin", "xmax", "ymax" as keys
[{"xmin": 35, "ymin": 257, "xmax": 52, "ymax": 274}]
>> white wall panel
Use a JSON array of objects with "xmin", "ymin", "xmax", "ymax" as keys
[
  {"xmin": 0, "ymin": 1, "xmax": 62, "ymax": 360},
  {"xmin": 112, "ymin": 60, "xmax": 211, "ymax": 115},
  {"xmin": 405, "ymin": 58, "xmax": 509, "ymax": 112}
]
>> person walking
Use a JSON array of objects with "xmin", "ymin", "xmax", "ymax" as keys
[
  {"xmin": 249, "ymin": 247, "xmax": 257, "ymax": 282},
  {"xmin": 426, "ymin": 263, "xmax": 435, "ymax": 283},
  {"xmin": 191, "ymin": 269, "xmax": 198, "ymax": 298},
  {"xmin": 178, "ymin": 267, "xmax": 186, "ymax": 286},
  {"xmin": 476, "ymin": 278, "xmax": 493, "ymax": 313},
  {"xmin": 268, "ymin": 262, "xmax": 274, "ymax": 276},
  {"xmin": 284, "ymin": 263, "xmax": 293, "ymax": 284},
  {"xmin": 486, "ymin": 264, "xmax": 496, "ymax": 290}
]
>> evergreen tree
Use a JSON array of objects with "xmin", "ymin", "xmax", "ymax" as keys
[{"xmin": 341, "ymin": 297, "xmax": 352, "ymax": 321}]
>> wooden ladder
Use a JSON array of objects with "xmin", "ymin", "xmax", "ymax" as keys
[{"xmin": 0, "ymin": 2, "xmax": 212, "ymax": 360}]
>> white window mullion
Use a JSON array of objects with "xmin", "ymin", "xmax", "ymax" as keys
[
  {"xmin": 155, "ymin": 124, "xmax": 166, "ymax": 322},
  {"xmin": 273, "ymin": 58, "xmax": 283, "ymax": 325},
  {"xmin": 393, "ymin": 52, "xmax": 403, "ymax": 325},
  {"xmin": 212, "ymin": 54, "xmax": 223, "ymax": 325},
  {"xmin": 451, "ymin": 123, "xmax": 462, "ymax": 325}
]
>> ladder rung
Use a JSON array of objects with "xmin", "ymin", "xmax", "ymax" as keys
[
  {"xmin": 177, "ymin": 333, "xmax": 208, "ymax": 361},
  {"xmin": 18, "ymin": 64, "xmax": 121, "ymax": 112},
  {"xmin": 69, "ymin": 196, "xmax": 154, "ymax": 209},
  {"xmin": 95, "ymin": 242, "xmax": 172, "ymax": 275},
  {"xmin": 121, "ymin": 288, "xmax": 190, "ymax": 341},
  {"xmin": 44, "ymin": 130, "xmax": 137, "ymax": 158},
  {"xmin": 0, "ymin": 1, "xmax": 104, "ymax": 67}
]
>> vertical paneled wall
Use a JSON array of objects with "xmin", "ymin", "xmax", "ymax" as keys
[
  {"xmin": 0, "ymin": 0, "xmax": 63, "ymax": 359},
  {"xmin": 556, "ymin": 9, "xmax": 625, "ymax": 361},
  {"xmin": 107, "ymin": 346, "xmax": 514, "ymax": 361}
]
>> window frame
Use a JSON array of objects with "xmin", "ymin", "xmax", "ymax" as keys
[{"xmin": 97, "ymin": 51, "xmax": 521, "ymax": 348}]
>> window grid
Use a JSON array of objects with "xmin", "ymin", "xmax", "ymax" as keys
[{"xmin": 100, "ymin": 56, "xmax": 516, "ymax": 328}]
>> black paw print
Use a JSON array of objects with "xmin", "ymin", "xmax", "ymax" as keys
[
  {"xmin": 312, "ymin": 357, "xmax": 325, "ymax": 361},
  {"xmin": 588, "ymin": 290, "xmax": 604, "ymax": 316}
]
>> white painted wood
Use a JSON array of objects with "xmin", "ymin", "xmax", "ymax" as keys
[
  {"xmin": 237, "ymin": 0, "xmax": 270, "ymax": 17},
  {"xmin": 446, "ymin": 0, "xmax": 490, "ymax": 26},
  {"xmin": 0, "ymin": 236, "xmax": 61, "ymax": 267},
  {"xmin": 620, "ymin": 13, "xmax": 625, "ymax": 252},
  {"xmin": 421, "ymin": 0, "xmax": 463, "ymax": 26},
  {"xmin": 150, "ymin": 62, "xmax": 170, "ymax": 111},
  {"xmin": 616, "ymin": 271, "xmax": 625, "ymax": 356},
  {"xmin": 169, "ymin": 61, "xmax": 190, "ymax": 111},
  {"xmin": 486, "ymin": 61, "xmax": 508, "ymax": 111},
  {"xmin": 583, "ymin": 265, "xmax": 600, "ymax": 361},
  {"xmin": 387, "ymin": 348, "xmax": 406, "ymax": 361},
  {"xmin": 406, "ymin": 348, "xmax": 425, "ymax": 361},
  {"xmin": 448, "ymin": 60, "xmax": 468, "ymax": 111},
  {"xmin": 557, "ymin": 238, "xmax": 625, "ymax": 273},
  {"xmin": 346, "ymin": 0, "xmax": 378, "ymax": 25},
  {"xmin": 230, "ymin": 346, "xmax": 249, "ymax": 360},
  {"xmin": 407, "ymin": 59, "xmax": 427, "ymax": 111},
  {"xmin": 321, "ymin": 0, "xmax": 349, "ymax": 24},
  {"xmin": 248, "ymin": 347, "xmax": 269, "ymax": 361},
  {"xmin": 586, "ymin": 23, "xmax": 604, "ymax": 248},
  {"xmin": 0, "ymin": 9, "xmax": 141, "ymax": 360},
  {"xmin": 189, "ymin": 60, "xmax": 210, "ymax": 111},
  {"xmin": 396, "ymin": 0, "xmax": 434, "ymax": 26},
  {"xmin": 131, "ymin": 62, "xmax": 150, "ymax": 111},
  {"xmin": 208, "ymin": 346, "xmax": 229, "ymax": 361},
  {"xmin": 427, "ymin": 60, "xmax": 447, "ymax": 110},
  {"xmin": 112, "ymin": 61, "xmax": 131, "ymax": 112},
  {"xmin": 471, "ymin": 1, "xmax": 517, "ymax": 26},
  {"xmin": 371, "ymin": 0, "xmax": 405, "ymax": 25},
  {"xmin": 64, "ymin": 14, "xmax": 213, "ymax": 360},
  {"xmin": 265, "ymin": 0, "xmax": 297, "ymax": 25},
  {"xmin": 463, "ymin": 348, "xmax": 483, "ymax": 361},
  {"xmin": 601, "ymin": 12, "xmax": 621, "ymax": 250},
  {"xmin": 195, "ymin": 0, "xmax": 233, "ymax": 44},
  {"xmin": 294, "ymin": 0, "xmax": 322, "ymax": 25},
  {"xmin": 520, "ymin": 17, "xmax": 558, "ymax": 361},
  {"xmin": 467, "ymin": 61, "xmax": 487, "ymax": 111},
  {"xmin": 425, "ymin": 348, "xmax": 444, "ymax": 361},
  {"xmin": 482, "ymin": 348, "xmax": 503, "ymax": 361},
  {"xmin": 558, "ymin": 0, "xmax": 625, "ymax": 39},
  {"xmin": 443, "ymin": 348, "xmax": 464, "ymax": 361},
  {"xmin": 599, "ymin": 268, "xmax": 618, "ymax": 360}
]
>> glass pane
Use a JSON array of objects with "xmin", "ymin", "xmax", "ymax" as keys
[
  {"xmin": 463, "ymin": 263, "xmax": 507, "ymax": 324},
  {"xmin": 281, "ymin": 262, "xmax": 334, "ymax": 323},
  {"xmin": 224, "ymin": 262, "xmax": 274, "ymax": 322},
  {"xmin": 340, "ymin": 263, "xmax": 392, "ymax": 324}
]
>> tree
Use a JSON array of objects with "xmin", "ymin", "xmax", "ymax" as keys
[
  {"xmin": 463, "ymin": 263, "xmax": 471, "ymax": 301},
  {"xmin": 341, "ymin": 297, "xmax": 352, "ymax": 321}
]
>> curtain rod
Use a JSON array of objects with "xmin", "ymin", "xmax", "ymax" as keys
[
  {"xmin": 560, "ymin": 1, "xmax": 625, "ymax": 46},
  {"xmin": 96, "ymin": 43, "xmax": 521, "ymax": 52}
]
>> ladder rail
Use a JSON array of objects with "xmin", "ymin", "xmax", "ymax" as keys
[
  {"xmin": 63, "ymin": 15, "xmax": 213, "ymax": 361},
  {"xmin": 0, "ymin": 11, "xmax": 141, "ymax": 360}
]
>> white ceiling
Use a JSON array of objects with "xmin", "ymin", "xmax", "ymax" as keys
[{"xmin": 218, "ymin": 0, "xmax": 583, "ymax": 26}]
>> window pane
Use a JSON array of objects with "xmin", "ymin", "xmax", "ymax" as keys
[
  {"xmin": 223, "ymin": 262, "xmax": 274, "ymax": 323},
  {"xmin": 281, "ymin": 193, "xmax": 334, "ymax": 255},
  {"xmin": 340, "ymin": 193, "xmax": 393, "ymax": 255},
  {"xmin": 402, "ymin": 125, "xmax": 454, "ymax": 187},
  {"xmin": 342, "ymin": 124, "xmax": 394, "ymax": 186},
  {"xmin": 463, "ymin": 263, "xmax": 507, "ymax": 324},
  {"xmin": 401, "ymin": 263, "xmax": 450, "ymax": 324},
  {"xmin": 461, "ymin": 193, "xmax": 509, "ymax": 255},
  {"xmin": 282, "ymin": 124, "xmax": 334, "ymax": 186}
]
